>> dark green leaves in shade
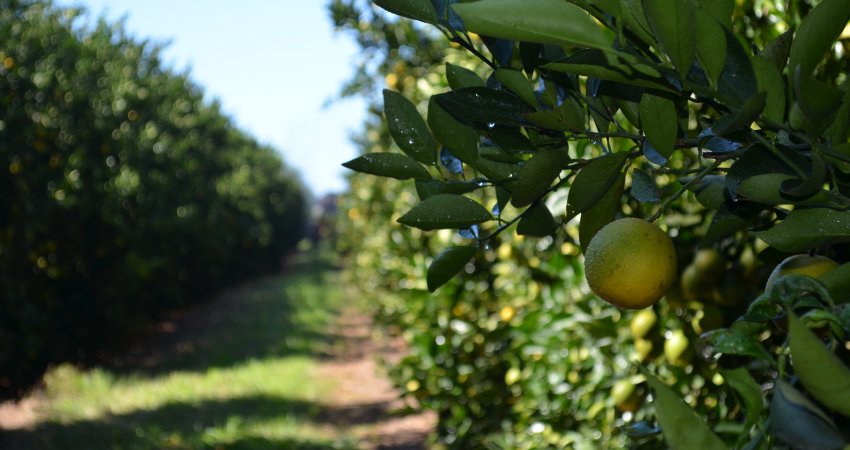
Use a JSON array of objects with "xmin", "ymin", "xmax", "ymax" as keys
[
  {"xmin": 752, "ymin": 57, "xmax": 786, "ymax": 123},
  {"xmin": 787, "ymin": 311, "xmax": 850, "ymax": 417},
  {"xmin": 543, "ymin": 50, "xmax": 674, "ymax": 93},
  {"xmin": 427, "ymin": 246, "xmax": 478, "ymax": 292},
  {"xmin": 434, "ymin": 87, "xmax": 535, "ymax": 130},
  {"xmin": 414, "ymin": 179, "xmax": 482, "ymax": 200},
  {"xmin": 642, "ymin": 369, "xmax": 728, "ymax": 450},
  {"xmin": 694, "ymin": 13, "xmax": 726, "ymax": 87},
  {"xmin": 755, "ymin": 208, "xmax": 850, "ymax": 252},
  {"xmin": 451, "ymin": 0, "xmax": 612, "ymax": 50},
  {"xmin": 445, "ymin": 62, "xmax": 485, "ymax": 90},
  {"xmin": 427, "ymin": 97, "xmax": 479, "ymax": 164},
  {"xmin": 788, "ymin": 0, "xmax": 850, "ymax": 78},
  {"xmin": 384, "ymin": 89, "xmax": 437, "ymax": 165},
  {"xmin": 717, "ymin": 29, "xmax": 758, "ymax": 107},
  {"xmin": 630, "ymin": 169, "xmax": 660, "ymax": 203},
  {"xmin": 695, "ymin": 0, "xmax": 733, "ymax": 28},
  {"xmin": 566, "ymin": 151, "xmax": 628, "ymax": 222},
  {"xmin": 719, "ymin": 368, "xmax": 764, "ymax": 434},
  {"xmin": 821, "ymin": 263, "xmax": 850, "ymax": 304},
  {"xmin": 642, "ymin": 0, "xmax": 696, "ymax": 77},
  {"xmin": 578, "ymin": 172, "xmax": 623, "ymax": 251},
  {"xmin": 639, "ymin": 93, "xmax": 678, "ymax": 163},
  {"xmin": 767, "ymin": 380, "xmax": 849, "ymax": 450},
  {"xmin": 342, "ymin": 153, "xmax": 432, "ymax": 180},
  {"xmin": 702, "ymin": 329, "xmax": 775, "ymax": 363},
  {"xmin": 760, "ymin": 29, "xmax": 793, "ymax": 72},
  {"xmin": 374, "ymin": 0, "xmax": 438, "ymax": 24},
  {"xmin": 398, "ymin": 194, "xmax": 492, "ymax": 230},
  {"xmin": 511, "ymin": 148, "xmax": 570, "ymax": 208},
  {"xmin": 494, "ymin": 69, "xmax": 537, "ymax": 107},
  {"xmin": 516, "ymin": 203, "xmax": 558, "ymax": 237},
  {"xmin": 711, "ymin": 92, "xmax": 766, "ymax": 135}
]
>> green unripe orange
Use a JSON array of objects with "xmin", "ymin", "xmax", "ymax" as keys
[{"xmin": 584, "ymin": 218, "xmax": 678, "ymax": 309}]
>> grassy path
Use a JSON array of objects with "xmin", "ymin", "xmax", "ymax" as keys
[{"xmin": 0, "ymin": 251, "xmax": 430, "ymax": 450}]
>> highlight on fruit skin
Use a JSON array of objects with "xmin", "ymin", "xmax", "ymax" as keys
[
  {"xmin": 583, "ymin": 217, "xmax": 678, "ymax": 310},
  {"xmin": 765, "ymin": 254, "xmax": 839, "ymax": 292}
]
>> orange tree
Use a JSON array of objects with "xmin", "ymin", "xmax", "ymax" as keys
[
  {"xmin": 0, "ymin": 0, "xmax": 307, "ymax": 398},
  {"xmin": 337, "ymin": 0, "xmax": 850, "ymax": 448}
]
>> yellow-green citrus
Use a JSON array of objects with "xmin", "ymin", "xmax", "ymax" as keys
[
  {"xmin": 664, "ymin": 329, "xmax": 691, "ymax": 367},
  {"xmin": 611, "ymin": 379, "xmax": 636, "ymax": 407},
  {"xmin": 693, "ymin": 248, "xmax": 725, "ymax": 282},
  {"xmin": 765, "ymin": 254, "xmax": 839, "ymax": 291},
  {"xmin": 584, "ymin": 218, "xmax": 677, "ymax": 309},
  {"xmin": 629, "ymin": 309, "xmax": 657, "ymax": 339}
]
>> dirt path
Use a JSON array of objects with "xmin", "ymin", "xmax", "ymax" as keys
[
  {"xmin": 0, "ymin": 260, "xmax": 435, "ymax": 449},
  {"xmin": 318, "ymin": 310, "xmax": 436, "ymax": 450}
]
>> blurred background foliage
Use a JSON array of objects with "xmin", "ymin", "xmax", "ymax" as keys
[
  {"xmin": 1, "ymin": 0, "xmax": 307, "ymax": 400},
  {"xmin": 332, "ymin": 0, "xmax": 849, "ymax": 448}
]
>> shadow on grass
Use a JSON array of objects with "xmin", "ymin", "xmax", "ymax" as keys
[
  {"xmin": 101, "ymin": 251, "xmax": 346, "ymax": 376},
  {"xmin": 4, "ymin": 393, "xmax": 377, "ymax": 449}
]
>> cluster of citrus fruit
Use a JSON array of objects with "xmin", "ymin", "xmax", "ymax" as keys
[{"xmin": 581, "ymin": 217, "xmax": 839, "ymax": 311}]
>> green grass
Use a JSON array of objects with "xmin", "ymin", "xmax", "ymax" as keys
[{"xmin": 6, "ymin": 250, "xmax": 360, "ymax": 450}]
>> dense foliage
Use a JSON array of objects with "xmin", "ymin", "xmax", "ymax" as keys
[
  {"xmin": 337, "ymin": 0, "xmax": 850, "ymax": 448},
  {"xmin": 0, "ymin": 0, "xmax": 307, "ymax": 399}
]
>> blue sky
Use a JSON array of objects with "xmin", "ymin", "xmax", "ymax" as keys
[{"xmin": 54, "ymin": 0, "xmax": 367, "ymax": 196}]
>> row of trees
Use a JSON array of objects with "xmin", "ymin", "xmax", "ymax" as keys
[
  {"xmin": 0, "ymin": 0, "xmax": 307, "ymax": 399},
  {"xmin": 337, "ymin": 0, "xmax": 850, "ymax": 448}
]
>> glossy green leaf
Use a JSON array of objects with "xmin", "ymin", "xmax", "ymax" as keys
[
  {"xmin": 788, "ymin": 0, "xmax": 850, "ymax": 77},
  {"xmin": 511, "ymin": 148, "xmax": 570, "ymax": 208},
  {"xmin": 767, "ymin": 380, "xmax": 848, "ymax": 450},
  {"xmin": 427, "ymin": 246, "xmax": 478, "ymax": 292},
  {"xmin": 630, "ymin": 169, "xmax": 660, "ymax": 203},
  {"xmin": 788, "ymin": 311, "xmax": 850, "ymax": 417},
  {"xmin": 342, "ymin": 152, "xmax": 432, "ymax": 180},
  {"xmin": 726, "ymin": 145, "xmax": 808, "ymax": 196},
  {"xmin": 719, "ymin": 368, "xmax": 764, "ymax": 433},
  {"xmin": 472, "ymin": 157, "xmax": 521, "ymax": 184},
  {"xmin": 752, "ymin": 57, "xmax": 786, "ymax": 123},
  {"xmin": 566, "ymin": 151, "xmax": 629, "ymax": 222},
  {"xmin": 703, "ymin": 329, "xmax": 775, "ymax": 363},
  {"xmin": 711, "ymin": 92, "xmax": 766, "ymax": 135},
  {"xmin": 445, "ymin": 62, "xmax": 485, "ymax": 90},
  {"xmin": 517, "ymin": 203, "xmax": 558, "ymax": 237},
  {"xmin": 452, "ymin": 0, "xmax": 612, "ymax": 50},
  {"xmin": 384, "ymin": 89, "xmax": 437, "ymax": 165},
  {"xmin": 488, "ymin": 127, "xmax": 533, "ymax": 154},
  {"xmin": 639, "ymin": 93, "xmax": 678, "ymax": 162},
  {"xmin": 524, "ymin": 101, "xmax": 586, "ymax": 131},
  {"xmin": 695, "ymin": 13, "xmax": 726, "ymax": 87},
  {"xmin": 578, "ymin": 172, "xmax": 623, "ymax": 251},
  {"xmin": 736, "ymin": 173, "xmax": 832, "ymax": 206},
  {"xmin": 495, "ymin": 69, "xmax": 537, "ymax": 107},
  {"xmin": 755, "ymin": 208, "xmax": 850, "ymax": 252},
  {"xmin": 398, "ymin": 194, "xmax": 493, "ymax": 230},
  {"xmin": 374, "ymin": 0, "xmax": 438, "ymax": 24},
  {"xmin": 543, "ymin": 49, "xmax": 674, "ymax": 93},
  {"xmin": 642, "ymin": 370, "xmax": 728, "ymax": 450},
  {"xmin": 434, "ymin": 87, "xmax": 535, "ymax": 130},
  {"xmin": 415, "ymin": 179, "xmax": 483, "ymax": 200},
  {"xmin": 642, "ymin": 0, "xmax": 696, "ymax": 76},
  {"xmin": 428, "ymin": 97, "xmax": 479, "ymax": 164}
]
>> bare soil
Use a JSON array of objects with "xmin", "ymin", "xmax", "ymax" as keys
[{"xmin": 0, "ymin": 270, "xmax": 435, "ymax": 449}]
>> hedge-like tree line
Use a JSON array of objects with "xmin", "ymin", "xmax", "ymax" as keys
[{"xmin": 0, "ymin": 0, "xmax": 307, "ymax": 399}]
